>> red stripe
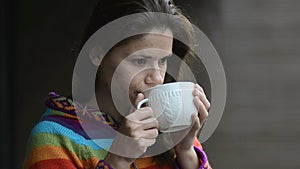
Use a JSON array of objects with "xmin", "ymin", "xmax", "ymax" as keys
[{"xmin": 30, "ymin": 159, "xmax": 82, "ymax": 169}]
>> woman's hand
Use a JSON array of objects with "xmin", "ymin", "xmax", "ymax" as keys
[
  {"xmin": 174, "ymin": 83, "xmax": 210, "ymax": 169},
  {"xmin": 104, "ymin": 93, "xmax": 159, "ymax": 168},
  {"xmin": 193, "ymin": 83, "xmax": 210, "ymax": 125}
]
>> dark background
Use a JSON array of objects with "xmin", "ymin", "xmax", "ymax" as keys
[{"xmin": 1, "ymin": 0, "xmax": 300, "ymax": 168}]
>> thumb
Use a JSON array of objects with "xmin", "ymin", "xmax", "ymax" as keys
[
  {"xmin": 129, "ymin": 93, "xmax": 145, "ymax": 113},
  {"xmin": 135, "ymin": 93, "xmax": 145, "ymax": 107},
  {"xmin": 189, "ymin": 113, "xmax": 201, "ymax": 137}
]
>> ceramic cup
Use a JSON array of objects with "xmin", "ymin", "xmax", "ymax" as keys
[{"xmin": 137, "ymin": 82, "xmax": 197, "ymax": 132}]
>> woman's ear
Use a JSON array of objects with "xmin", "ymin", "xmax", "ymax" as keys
[{"xmin": 89, "ymin": 46, "xmax": 104, "ymax": 66}]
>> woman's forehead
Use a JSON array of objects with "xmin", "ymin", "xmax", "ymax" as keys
[
  {"xmin": 108, "ymin": 32, "xmax": 173, "ymax": 59},
  {"xmin": 125, "ymin": 33, "xmax": 173, "ymax": 50},
  {"xmin": 129, "ymin": 48, "xmax": 173, "ymax": 59}
]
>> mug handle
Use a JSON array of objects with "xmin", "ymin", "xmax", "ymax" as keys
[{"xmin": 136, "ymin": 98, "xmax": 149, "ymax": 109}]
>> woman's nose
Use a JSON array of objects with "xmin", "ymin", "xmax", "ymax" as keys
[{"xmin": 145, "ymin": 68, "xmax": 164, "ymax": 85}]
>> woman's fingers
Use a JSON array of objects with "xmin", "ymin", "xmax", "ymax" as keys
[
  {"xmin": 192, "ymin": 85, "xmax": 210, "ymax": 110},
  {"xmin": 192, "ymin": 84, "xmax": 210, "ymax": 125},
  {"xmin": 185, "ymin": 113, "xmax": 201, "ymax": 139},
  {"xmin": 116, "ymin": 106, "xmax": 158, "ymax": 159},
  {"xmin": 173, "ymin": 114, "xmax": 201, "ymax": 152},
  {"xmin": 135, "ymin": 138, "xmax": 156, "ymax": 150},
  {"xmin": 129, "ymin": 117, "xmax": 159, "ymax": 139},
  {"xmin": 127, "ymin": 107, "xmax": 154, "ymax": 121},
  {"xmin": 138, "ymin": 117, "xmax": 159, "ymax": 129},
  {"xmin": 130, "ymin": 128, "xmax": 158, "ymax": 139},
  {"xmin": 190, "ymin": 113, "xmax": 201, "ymax": 135},
  {"xmin": 193, "ymin": 96, "xmax": 208, "ymax": 125},
  {"xmin": 123, "ymin": 107, "xmax": 159, "ymax": 139},
  {"xmin": 141, "ymin": 128, "xmax": 159, "ymax": 139},
  {"xmin": 195, "ymin": 83, "xmax": 204, "ymax": 93},
  {"xmin": 110, "ymin": 133, "xmax": 156, "ymax": 159}
]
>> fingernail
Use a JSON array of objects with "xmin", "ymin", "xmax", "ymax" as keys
[{"xmin": 137, "ymin": 93, "xmax": 144, "ymax": 99}]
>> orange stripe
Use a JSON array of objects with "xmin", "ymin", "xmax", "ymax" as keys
[
  {"xmin": 25, "ymin": 145, "xmax": 99, "ymax": 169},
  {"xmin": 132, "ymin": 157, "xmax": 156, "ymax": 169},
  {"xmin": 194, "ymin": 138, "xmax": 202, "ymax": 148},
  {"xmin": 63, "ymin": 113, "xmax": 78, "ymax": 119}
]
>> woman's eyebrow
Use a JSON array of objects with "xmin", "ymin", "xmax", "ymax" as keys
[
  {"xmin": 136, "ymin": 55, "xmax": 153, "ymax": 59},
  {"xmin": 131, "ymin": 53, "xmax": 173, "ymax": 59}
]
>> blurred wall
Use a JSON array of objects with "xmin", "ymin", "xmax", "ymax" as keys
[
  {"xmin": 202, "ymin": 0, "xmax": 300, "ymax": 168},
  {"xmin": 9, "ymin": 0, "xmax": 300, "ymax": 168}
]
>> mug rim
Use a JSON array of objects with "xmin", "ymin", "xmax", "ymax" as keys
[{"xmin": 142, "ymin": 81, "xmax": 195, "ymax": 93}]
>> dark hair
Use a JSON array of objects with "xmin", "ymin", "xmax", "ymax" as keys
[
  {"xmin": 82, "ymin": 0, "xmax": 192, "ymax": 42},
  {"xmin": 81, "ymin": 0, "xmax": 195, "ymax": 167},
  {"xmin": 81, "ymin": 0, "xmax": 196, "ymax": 81}
]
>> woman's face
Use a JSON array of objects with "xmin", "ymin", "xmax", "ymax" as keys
[{"xmin": 99, "ymin": 30, "xmax": 173, "ymax": 107}]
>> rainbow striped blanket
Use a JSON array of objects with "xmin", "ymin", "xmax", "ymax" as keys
[{"xmin": 24, "ymin": 92, "xmax": 211, "ymax": 169}]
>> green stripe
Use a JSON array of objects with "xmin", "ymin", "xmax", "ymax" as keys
[{"xmin": 27, "ymin": 132, "xmax": 107, "ymax": 160}]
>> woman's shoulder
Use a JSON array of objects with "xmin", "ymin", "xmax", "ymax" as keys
[
  {"xmin": 27, "ymin": 92, "xmax": 94, "ymax": 145},
  {"xmin": 26, "ymin": 115, "xmax": 105, "ymax": 157},
  {"xmin": 28, "ymin": 92, "xmax": 117, "ymax": 146},
  {"xmin": 35, "ymin": 92, "xmax": 91, "ymax": 137},
  {"xmin": 27, "ymin": 119, "xmax": 88, "ymax": 148},
  {"xmin": 24, "ymin": 112, "xmax": 106, "ymax": 169}
]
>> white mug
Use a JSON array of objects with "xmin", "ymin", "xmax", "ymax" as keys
[{"xmin": 137, "ymin": 82, "xmax": 197, "ymax": 132}]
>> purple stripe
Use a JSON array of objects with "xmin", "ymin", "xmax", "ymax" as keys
[
  {"xmin": 194, "ymin": 146, "xmax": 209, "ymax": 169},
  {"xmin": 41, "ymin": 115, "xmax": 117, "ymax": 139}
]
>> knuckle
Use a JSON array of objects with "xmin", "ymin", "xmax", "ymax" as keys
[
  {"xmin": 140, "ymin": 107, "xmax": 153, "ymax": 114},
  {"xmin": 199, "ymin": 92, "xmax": 206, "ymax": 98},
  {"xmin": 192, "ymin": 89, "xmax": 197, "ymax": 95},
  {"xmin": 198, "ymin": 85, "xmax": 204, "ymax": 92},
  {"xmin": 145, "ymin": 106, "xmax": 153, "ymax": 112},
  {"xmin": 123, "ymin": 120, "xmax": 131, "ymax": 129},
  {"xmin": 200, "ymin": 111, "xmax": 208, "ymax": 120},
  {"xmin": 130, "ymin": 130, "xmax": 137, "ymax": 137},
  {"xmin": 197, "ymin": 100, "xmax": 204, "ymax": 109},
  {"xmin": 200, "ymin": 87, "xmax": 204, "ymax": 93},
  {"xmin": 123, "ymin": 124, "xmax": 138, "ymax": 136},
  {"xmin": 204, "ymin": 111, "xmax": 209, "ymax": 118},
  {"xmin": 207, "ymin": 102, "xmax": 211, "ymax": 109},
  {"xmin": 135, "ymin": 108, "xmax": 143, "ymax": 114},
  {"xmin": 125, "ymin": 115, "xmax": 135, "ymax": 122}
]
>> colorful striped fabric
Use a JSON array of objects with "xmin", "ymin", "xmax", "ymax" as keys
[{"xmin": 24, "ymin": 92, "xmax": 211, "ymax": 169}]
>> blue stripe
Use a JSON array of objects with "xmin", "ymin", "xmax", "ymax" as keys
[{"xmin": 29, "ymin": 121, "xmax": 113, "ymax": 150}]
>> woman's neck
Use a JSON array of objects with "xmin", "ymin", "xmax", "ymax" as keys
[{"xmin": 96, "ymin": 82, "xmax": 124, "ymax": 123}]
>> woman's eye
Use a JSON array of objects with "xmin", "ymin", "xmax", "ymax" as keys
[
  {"xmin": 159, "ymin": 57, "xmax": 168, "ymax": 65},
  {"xmin": 133, "ymin": 59, "xmax": 146, "ymax": 65}
]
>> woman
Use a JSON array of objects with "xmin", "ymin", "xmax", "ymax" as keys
[{"xmin": 24, "ymin": 0, "xmax": 212, "ymax": 168}]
